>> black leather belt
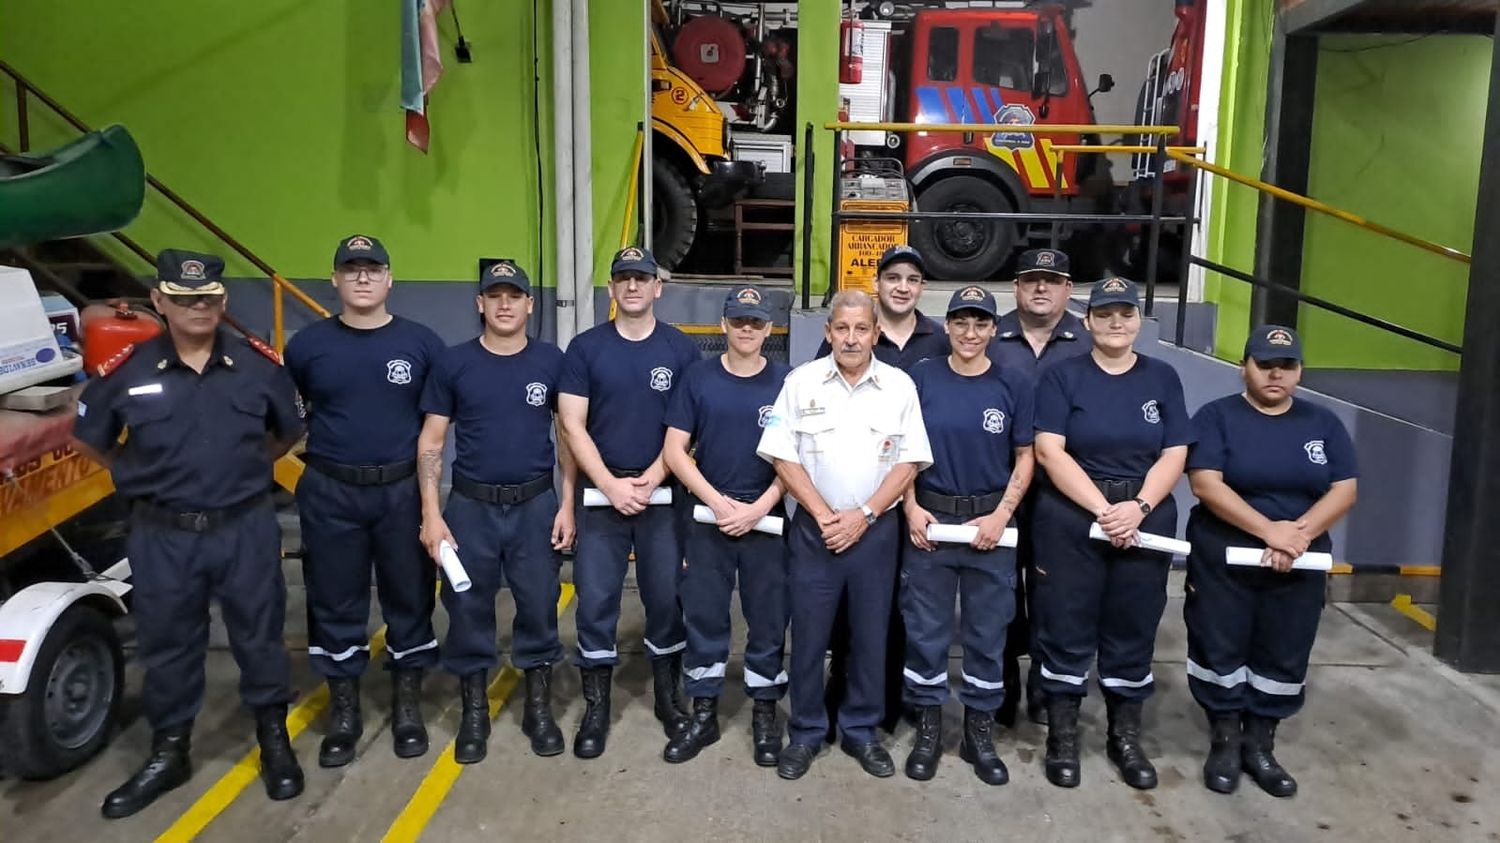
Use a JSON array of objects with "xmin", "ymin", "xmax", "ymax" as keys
[
  {"xmin": 1091, "ymin": 477, "xmax": 1144, "ymax": 504},
  {"xmin": 453, "ymin": 473, "xmax": 553, "ymax": 505},
  {"xmin": 305, "ymin": 455, "xmax": 417, "ymax": 486},
  {"xmin": 133, "ymin": 493, "xmax": 269, "ymax": 533},
  {"xmin": 916, "ymin": 488, "xmax": 1005, "ymax": 517},
  {"xmin": 607, "ymin": 466, "xmax": 644, "ymax": 479}
]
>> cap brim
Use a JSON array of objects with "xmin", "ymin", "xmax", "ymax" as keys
[
  {"xmin": 611, "ymin": 261, "xmax": 659, "ymax": 276},
  {"xmin": 724, "ymin": 307, "xmax": 771, "ymax": 321},
  {"xmin": 479, "ymin": 279, "xmax": 531, "ymax": 294},
  {"xmin": 877, "ymin": 258, "xmax": 926, "ymax": 275},
  {"xmin": 1088, "ymin": 295, "xmax": 1139, "ymax": 309},
  {"xmin": 946, "ymin": 305, "xmax": 997, "ymax": 318},
  {"xmin": 1017, "ymin": 268, "xmax": 1070, "ymax": 278},
  {"xmin": 1249, "ymin": 352, "xmax": 1302, "ymax": 364},
  {"xmin": 159, "ymin": 280, "xmax": 227, "ymax": 296}
]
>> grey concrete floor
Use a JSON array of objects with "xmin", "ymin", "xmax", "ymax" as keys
[{"xmin": 3, "ymin": 574, "xmax": 1498, "ymax": 843}]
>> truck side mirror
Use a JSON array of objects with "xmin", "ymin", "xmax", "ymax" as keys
[{"xmin": 1097, "ymin": 73, "xmax": 1115, "ymax": 94}]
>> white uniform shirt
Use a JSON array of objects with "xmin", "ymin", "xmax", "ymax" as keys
[{"xmin": 757, "ymin": 355, "xmax": 933, "ymax": 511}]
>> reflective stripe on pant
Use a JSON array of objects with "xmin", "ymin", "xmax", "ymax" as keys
[
  {"xmin": 787, "ymin": 507, "xmax": 899, "ymax": 747},
  {"xmin": 1031, "ymin": 484, "xmax": 1176, "ymax": 701},
  {"xmin": 127, "ymin": 498, "xmax": 292, "ymax": 730},
  {"xmin": 440, "ymin": 489, "xmax": 563, "ymax": 676},
  {"xmin": 681, "ymin": 518, "xmax": 789, "ymax": 700},
  {"xmin": 899, "ymin": 511, "xmax": 1016, "ymax": 711},
  {"xmin": 297, "ymin": 468, "xmax": 437, "ymax": 677},
  {"xmin": 572, "ymin": 494, "xmax": 685, "ymax": 667},
  {"xmin": 1183, "ymin": 508, "xmax": 1327, "ymax": 720}
]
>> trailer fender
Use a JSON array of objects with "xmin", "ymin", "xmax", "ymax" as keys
[{"xmin": 0, "ymin": 566, "xmax": 129, "ymax": 696}]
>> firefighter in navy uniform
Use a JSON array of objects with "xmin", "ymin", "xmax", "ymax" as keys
[
  {"xmin": 283, "ymin": 235, "xmax": 446, "ymax": 768},
  {"xmin": 1184, "ymin": 326, "xmax": 1358, "ymax": 797},
  {"xmin": 900, "ymin": 285, "xmax": 1035, "ymax": 785},
  {"xmin": 661, "ymin": 286, "xmax": 791, "ymax": 766},
  {"xmin": 1030, "ymin": 277, "xmax": 1192, "ymax": 791},
  {"xmin": 73, "ymin": 250, "xmax": 305, "ymax": 818}
]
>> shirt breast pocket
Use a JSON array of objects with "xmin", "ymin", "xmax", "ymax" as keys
[
  {"xmin": 229, "ymin": 391, "xmax": 270, "ymax": 436},
  {"xmin": 871, "ymin": 422, "xmax": 904, "ymax": 464},
  {"xmin": 121, "ymin": 397, "xmax": 172, "ymax": 429},
  {"xmin": 792, "ymin": 416, "xmax": 837, "ymax": 466}
]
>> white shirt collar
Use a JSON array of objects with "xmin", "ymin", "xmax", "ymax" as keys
[{"xmin": 821, "ymin": 355, "xmax": 882, "ymax": 391}]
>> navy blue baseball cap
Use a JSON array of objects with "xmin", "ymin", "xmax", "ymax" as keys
[
  {"xmin": 478, "ymin": 259, "xmax": 532, "ymax": 295},
  {"xmin": 156, "ymin": 249, "xmax": 226, "ymax": 295},
  {"xmin": 611, "ymin": 246, "xmax": 659, "ymax": 277},
  {"xmin": 1017, "ymin": 248, "xmax": 1070, "ymax": 278},
  {"xmin": 333, "ymin": 234, "xmax": 389, "ymax": 268},
  {"xmin": 1088, "ymin": 276, "xmax": 1140, "ymax": 310},
  {"xmin": 1244, "ymin": 324, "xmax": 1303, "ymax": 363},
  {"xmin": 877, "ymin": 245, "xmax": 926, "ymax": 276},
  {"xmin": 946, "ymin": 284, "xmax": 998, "ymax": 319},
  {"xmin": 723, "ymin": 285, "xmax": 772, "ymax": 321}
]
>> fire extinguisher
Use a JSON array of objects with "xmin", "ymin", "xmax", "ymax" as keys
[
  {"xmin": 840, "ymin": 18, "xmax": 864, "ymax": 85},
  {"xmin": 837, "ymin": 99, "xmax": 856, "ymax": 170}
]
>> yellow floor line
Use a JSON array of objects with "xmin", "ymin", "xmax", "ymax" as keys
[
  {"xmin": 1391, "ymin": 594, "xmax": 1437, "ymax": 632},
  {"xmin": 381, "ymin": 584, "xmax": 576, "ymax": 843},
  {"xmin": 154, "ymin": 627, "xmax": 389, "ymax": 843}
]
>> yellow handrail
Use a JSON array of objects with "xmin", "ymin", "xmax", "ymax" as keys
[
  {"xmin": 824, "ymin": 122, "xmax": 1182, "ymax": 136},
  {"xmin": 1051, "ymin": 145, "xmax": 1205, "ymax": 155},
  {"xmin": 1166, "ymin": 149, "xmax": 1471, "ymax": 265},
  {"xmin": 270, "ymin": 271, "xmax": 330, "ymax": 353}
]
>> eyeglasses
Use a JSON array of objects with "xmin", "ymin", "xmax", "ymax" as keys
[
  {"xmin": 338, "ymin": 265, "xmax": 389, "ymax": 280},
  {"xmin": 163, "ymin": 294, "xmax": 225, "ymax": 309}
]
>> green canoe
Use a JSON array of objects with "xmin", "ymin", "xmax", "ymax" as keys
[{"xmin": 0, "ymin": 125, "xmax": 146, "ymax": 250}]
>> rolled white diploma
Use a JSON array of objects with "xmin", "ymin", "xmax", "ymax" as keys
[
  {"xmin": 438, "ymin": 540, "xmax": 472, "ymax": 593},
  {"xmin": 1088, "ymin": 523, "xmax": 1191, "ymax": 555},
  {"xmin": 1226, "ymin": 546, "xmax": 1334, "ymax": 571},
  {"xmin": 926, "ymin": 524, "xmax": 1019, "ymax": 547},
  {"xmin": 692, "ymin": 504, "xmax": 784, "ymax": 536},
  {"xmin": 582, "ymin": 487, "xmax": 673, "ymax": 507}
]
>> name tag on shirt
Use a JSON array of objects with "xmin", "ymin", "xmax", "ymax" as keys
[
  {"xmin": 128, "ymin": 383, "xmax": 163, "ymax": 396},
  {"xmin": 799, "ymin": 400, "xmax": 825, "ymax": 417}
]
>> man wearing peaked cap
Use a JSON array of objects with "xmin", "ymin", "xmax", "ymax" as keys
[
  {"xmin": 73, "ymin": 250, "xmax": 307, "ymax": 816},
  {"xmin": 283, "ymin": 235, "xmax": 446, "ymax": 768}
]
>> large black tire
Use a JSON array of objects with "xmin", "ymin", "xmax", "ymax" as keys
[
  {"xmin": 0, "ymin": 604, "xmax": 123, "ymax": 780},
  {"xmin": 910, "ymin": 175, "xmax": 1017, "ymax": 282},
  {"xmin": 652, "ymin": 158, "xmax": 699, "ymax": 271}
]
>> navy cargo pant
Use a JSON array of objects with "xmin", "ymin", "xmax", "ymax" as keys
[
  {"xmin": 680, "ymin": 505, "xmax": 789, "ymax": 700},
  {"xmin": 1183, "ymin": 508, "xmax": 1327, "ymax": 720},
  {"xmin": 572, "ymin": 484, "xmax": 685, "ymax": 667},
  {"xmin": 127, "ymin": 497, "xmax": 292, "ymax": 730},
  {"xmin": 999, "ymin": 494, "xmax": 1043, "ymax": 711},
  {"xmin": 440, "ymin": 486, "xmax": 563, "ymax": 676},
  {"xmin": 787, "ymin": 507, "xmax": 899, "ymax": 748},
  {"xmin": 1031, "ymin": 482, "xmax": 1178, "ymax": 702},
  {"xmin": 296, "ymin": 466, "xmax": 437, "ymax": 677},
  {"xmin": 900, "ymin": 511, "xmax": 1016, "ymax": 711}
]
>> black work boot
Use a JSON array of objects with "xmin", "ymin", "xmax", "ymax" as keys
[
  {"xmin": 521, "ymin": 665, "xmax": 565, "ymax": 757},
  {"xmin": 1204, "ymin": 714, "xmax": 1243, "ymax": 794},
  {"xmin": 750, "ymin": 699, "xmax": 783, "ymax": 767},
  {"xmin": 255, "ymin": 705, "xmax": 304, "ymax": 801},
  {"xmin": 101, "ymin": 726, "xmax": 193, "ymax": 819},
  {"xmin": 1043, "ymin": 696, "xmax": 1081, "ymax": 788},
  {"xmin": 318, "ymin": 677, "xmax": 362, "ymax": 768},
  {"xmin": 960, "ymin": 706, "xmax": 1009, "ymax": 786},
  {"xmin": 651, "ymin": 654, "xmax": 690, "ymax": 738},
  {"xmin": 391, "ymin": 669, "xmax": 429, "ymax": 758},
  {"xmin": 1241, "ymin": 714, "xmax": 1297, "ymax": 797},
  {"xmin": 454, "ymin": 671, "xmax": 491, "ymax": 764},
  {"xmin": 904, "ymin": 705, "xmax": 943, "ymax": 781},
  {"xmin": 573, "ymin": 666, "xmax": 613, "ymax": 759},
  {"xmin": 1026, "ymin": 661, "xmax": 1049, "ymax": 725},
  {"xmin": 1105, "ymin": 696, "xmax": 1158, "ymax": 790},
  {"xmin": 663, "ymin": 697, "xmax": 721, "ymax": 763}
]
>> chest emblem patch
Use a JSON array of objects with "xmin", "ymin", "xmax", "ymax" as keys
[
  {"xmin": 387, "ymin": 359, "xmax": 413, "ymax": 385},
  {"xmin": 1142, "ymin": 400, "xmax": 1161, "ymax": 425},
  {"xmin": 649, "ymin": 366, "xmax": 673, "ymax": 392},
  {"xmin": 1304, "ymin": 439, "xmax": 1327, "ymax": 465},
  {"xmin": 982, "ymin": 408, "xmax": 1005, "ymax": 434},
  {"xmin": 526, "ymin": 382, "xmax": 548, "ymax": 407},
  {"xmin": 758, "ymin": 404, "xmax": 773, "ymax": 428}
]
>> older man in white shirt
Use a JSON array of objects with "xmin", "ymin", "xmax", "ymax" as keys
[{"xmin": 757, "ymin": 290, "xmax": 932, "ymax": 781}]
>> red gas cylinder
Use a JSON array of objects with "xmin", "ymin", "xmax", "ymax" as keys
[
  {"xmin": 671, "ymin": 15, "xmax": 748, "ymax": 97},
  {"xmin": 82, "ymin": 301, "xmax": 163, "ymax": 374}
]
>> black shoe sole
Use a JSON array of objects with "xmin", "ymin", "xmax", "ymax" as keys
[
  {"xmin": 1205, "ymin": 774, "xmax": 1240, "ymax": 794},
  {"xmin": 904, "ymin": 761, "xmax": 937, "ymax": 781},
  {"xmin": 573, "ymin": 740, "xmax": 606, "ymax": 759},
  {"xmin": 959, "ymin": 744, "xmax": 1009, "ymax": 786},
  {"xmin": 840, "ymin": 745, "xmax": 895, "ymax": 778},
  {"xmin": 100, "ymin": 773, "xmax": 191, "ymax": 820},
  {"xmin": 754, "ymin": 750, "xmax": 780, "ymax": 768},
  {"xmin": 1045, "ymin": 766, "xmax": 1081, "ymax": 788},
  {"xmin": 394, "ymin": 740, "xmax": 429, "ymax": 759},
  {"xmin": 454, "ymin": 746, "xmax": 487, "ymax": 765},
  {"xmin": 263, "ymin": 777, "xmax": 304, "ymax": 801},
  {"xmin": 531, "ymin": 740, "xmax": 566, "ymax": 757},
  {"xmin": 663, "ymin": 730, "xmax": 720, "ymax": 764}
]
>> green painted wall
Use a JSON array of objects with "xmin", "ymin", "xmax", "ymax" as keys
[
  {"xmin": 794, "ymin": 0, "xmax": 840, "ymax": 299},
  {"xmin": 588, "ymin": 2, "xmax": 646, "ymax": 288},
  {"xmin": 1299, "ymin": 35, "xmax": 1486, "ymax": 370},
  {"xmin": 1, "ymin": 0, "xmax": 555, "ymax": 286}
]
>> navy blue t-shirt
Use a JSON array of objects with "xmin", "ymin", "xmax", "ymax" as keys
[
  {"xmin": 910, "ymin": 358, "xmax": 1035, "ymax": 497},
  {"xmin": 1034, "ymin": 353, "xmax": 1193, "ymax": 480},
  {"xmin": 986, "ymin": 310, "xmax": 1090, "ymax": 376},
  {"xmin": 816, "ymin": 311, "xmax": 948, "ymax": 372},
  {"xmin": 1188, "ymin": 395, "xmax": 1358, "ymax": 523},
  {"xmin": 284, "ymin": 315, "xmax": 445, "ymax": 465},
  {"xmin": 420, "ymin": 338, "xmax": 564, "ymax": 485},
  {"xmin": 664, "ymin": 356, "xmax": 790, "ymax": 499},
  {"xmin": 559, "ymin": 321, "xmax": 703, "ymax": 472}
]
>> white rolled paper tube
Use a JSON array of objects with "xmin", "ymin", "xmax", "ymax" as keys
[
  {"xmin": 1225, "ymin": 546, "xmax": 1334, "ymax": 571},
  {"xmin": 438, "ymin": 540, "xmax": 472, "ymax": 593},
  {"xmin": 582, "ymin": 486, "xmax": 674, "ymax": 507},
  {"xmin": 926, "ymin": 524, "xmax": 1019, "ymax": 547},
  {"xmin": 692, "ymin": 504, "xmax": 785, "ymax": 536},
  {"xmin": 1088, "ymin": 523, "xmax": 1191, "ymax": 556}
]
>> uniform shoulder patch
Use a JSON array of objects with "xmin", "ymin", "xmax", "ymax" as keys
[
  {"xmin": 95, "ymin": 343, "xmax": 137, "ymax": 378},
  {"xmin": 245, "ymin": 334, "xmax": 283, "ymax": 365}
]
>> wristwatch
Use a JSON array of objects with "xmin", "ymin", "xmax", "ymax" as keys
[
  {"xmin": 860, "ymin": 504, "xmax": 877, "ymax": 526},
  {"xmin": 1133, "ymin": 497, "xmax": 1152, "ymax": 515}
]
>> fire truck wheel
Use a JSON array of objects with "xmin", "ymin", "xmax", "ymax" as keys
[
  {"xmin": 0, "ymin": 605, "xmax": 123, "ymax": 780},
  {"xmin": 652, "ymin": 158, "xmax": 700, "ymax": 271},
  {"xmin": 910, "ymin": 176, "xmax": 1016, "ymax": 281}
]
